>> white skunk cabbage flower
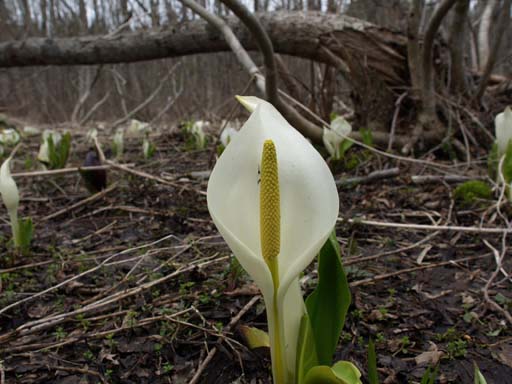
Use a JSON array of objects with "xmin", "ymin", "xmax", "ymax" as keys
[
  {"xmin": 207, "ymin": 96, "xmax": 339, "ymax": 383},
  {"xmin": 323, "ymin": 116, "xmax": 352, "ymax": 159},
  {"xmin": 0, "ymin": 157, "xmax": 20, "ymax": 244},
  {"xmin": 23, "ymin": 126, "xmax": 40, "ymax": 137},
  {"xmin": 86, "ymin": 128, "xmax": 98, "ymax": 143},
  {"xmin": 143, "ymin": 137, "xmax": 150, "ymax": 157},
  {"xmin": 127, "ymin": 119, "xmax": 150, "ymax": 137},
  {"xmin": 220, "ymin": 125, "xmax": 238, "ymax": 147},
  {"xmin": 495, "ymin": 106, "xmax": 512, "ymax": 157},
  {"xmin": 113, "ymin": 128, "xmax": 124, "ymax": 159},
  {"xmin": 37, "ymin": 130, "xmax": 62, "ymax": 164},
  {"xmin": 191, "ymin": 121, "xmax": 207, "ymax": 148},
  {"xmin": 0, "ymin": 129, "xmax": 20, "ymax": 146}
]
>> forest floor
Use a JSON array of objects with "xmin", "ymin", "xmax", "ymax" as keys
[{"xmin": 0, "ymin": 124, "xmax": 511, "ymax": 384}]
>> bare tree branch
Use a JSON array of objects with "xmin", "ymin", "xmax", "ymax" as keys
[
  {"xmin": 178, "ymin": 0, "xmax": 265, "ymax": 93},
  {"xmin": 111, "ymin": 62, "xmax": 181, "ymax": 128},
  {"xmin": 71, "ymin": 65, "xmax": 104, "ymax": 124},
  {"xmin": 219, "ymin": 0, "xmax": 279, "ymax": 104},
  {"xmin": 219, "ymin": 0, "xmax": 323, "ymax": 142}
]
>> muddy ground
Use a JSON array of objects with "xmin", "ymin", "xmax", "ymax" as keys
[{"xmin": 0, "ymin": 125, "xmax": 510, "ymax": 384}]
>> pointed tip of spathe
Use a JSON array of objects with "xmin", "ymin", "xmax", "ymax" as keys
[
  {"xmin": 235, "ymin": 95, "xmax": 266, "ymax": 113},
  {"xmin": 0, "ymin": 156, "xmax": 12, "ymax": 177}
]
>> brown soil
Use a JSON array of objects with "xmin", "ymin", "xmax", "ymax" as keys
[{"xmin": 0, "ymin": 127, "xmax": 510, "ymax": 384}]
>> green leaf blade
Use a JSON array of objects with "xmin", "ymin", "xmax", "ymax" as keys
[
  {"xmin": 367, "ymin": 339, "xmax": 379, "ymax": 384},
  {"xmin": 305, "ymin": 230, "xmax": 351, "ymax": 366},
  {"xmin": 296, "ymin": 313, "xmax": 319, "ymax": 384},
  {"xmin": 303, "ymin": 361, "xmax": 362, "ymax": 384}
]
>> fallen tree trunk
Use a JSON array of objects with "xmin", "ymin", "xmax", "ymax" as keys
[
  {"xmin": 2, "ymin": 11, "xmax": 449, "ymax": 149},
  {"xmin": 0, "ymin": 12, "xmax": 407, "ymax": 86}
]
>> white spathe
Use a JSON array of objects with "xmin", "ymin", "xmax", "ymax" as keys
[
  {"xmin": 0, "ymin": 129, "xmax": 21, "ymax": 146},
  {"xmin": 113, "ymin": 128, "xmax": 124, "ymax": 158},
  {"xmin": 191, "ymin": 121, "xmax": 207, "ymax": 148},
  {"xmin": 323, "ymin": 116, "xmax": 352, "ymax": 159},
  {"xmin": 220, "ymin": 125, "xmax": 238, "ymax": 147},
  {"xmin": 207, "ymin": 96, "xmax": 339, "ymax": 382},
  {"xmin": 37, "ymin": 130, "xmax": 62, "ymax": 164},
  {"xmin": 128, "ymin": 119, "xmax": 151, "ymax": 137},
  {"xmin": 495, "ymin": 106, "xmax": 512, "ymax": 157},
  {"xmin": 0, "ymin": 157, "xmax": 20, "ymax": 243},
  {"xmin": 23, "ymin": 126, "xmax": 40, "ymax": 137},
  {"xmin": 86, "ymin": 128, "xmax": 98, "ymax": 143}
]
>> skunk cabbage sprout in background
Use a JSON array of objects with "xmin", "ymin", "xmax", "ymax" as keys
[
  {"xmin": 0, "ymin": 129, "xmax": 21, "ymax": 146},
  {"xmin": 191, "ymin": 121, "xmax": 207, "ymax": 149},
  {"xmin": 220, "ymin": 125, "xmax": 238, "ymax": 147},
  {"xmin": 86, "ymin": 128, "xmax": 98, "ymax": 143},
  {"xmin": 207, "ymin": 96, "xmax": 340, "ymax": 383},
  {"xmin": 23, "ymin": 126, "xmax": 41, "ymax": 137},
  {"xmin": 493, "ymin": 106, "xmax": 512, "ymax": 200},
  {"xmin": 0, "ymin": 157, "xmax": 34, "ymax": 254},
  {"xmin": 128, "ymin": 119, "xmax": 151, "ymax": 137},
  {"xmin": 0, "ymin": 157, "xmax": 20, "ymax": 245},
  {"xmin": 143, "ymin": 136, "xmax": 156, "ymax": 159},
  {"xmin": 112, "ymin": 128, "xmax": 124, "ymax": 159},
  {"xmin": 323, "ymin": 117, "xmax": 352, "ymax": 160},
  {"xmin": 495, "ymin": 106, "xmax": 512, "ymax": 158},
  {"xmin": 37, "ymin": 130, "xmax": 62, "ymax": 164}
]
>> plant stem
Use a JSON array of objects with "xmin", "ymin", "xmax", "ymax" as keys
[
  {"xmin": 268, "ymin": 256, "xmax": 286, "ymax": 384},
  {"xmin": 8, "ymin": 209, "xmax": 19, "ymax": 247}
]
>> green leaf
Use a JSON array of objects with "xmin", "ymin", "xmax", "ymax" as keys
[
  {"xmin": 367, "ymin": 339, "xmax": 379, "ymax": 384},
  {"xmin": 303, "ymin": 361, "xmax": 362, "ymax": 384},
  {"xmin": 17, "ymin": 217, "xmax": 33, "ymax": 255},
  {"xmin": 502, "ymin": 140, "xmax": 512, "ymax": 184},
  {"xmin": 420, "ymin": 366, "xmax": 439, "ymax": 384},
  {"xmin": 474, "ymin": 363, "xmax": 487, "ymax": 384},
  {"xmin": 296, "ymin": 313, "xmax": 319, "ymax": 384},
  {"xmin": 305, "ymin": 230, "xmax": 351, "ymax": 366},
  {"xmin": 238, "ymin": 325, "xmax": 270, "ymax": 349},
  {"xmin": 47, "ymin": 134, "xmax": 57, "ymax": 168},
  {"xmin": 48, "ymin": 132, "xmax": 71, "ymax": 169},
  {"xmin": 488, "ymin": 143, "xmax": 498, "ymax": 180},
  {"xmin": 337, "ymin": 139, "xmax": 354, "ymax": 160},
  {"xmin": 304, "ymin": 366, "xmax": 341, "ymax": 384},
  {"xmin": 58, "ymin": 132, "xmax": 71, "ymax": 168},
  {"xmin": 360, "ymin": 129, "xmax": 373, "ymax": 147}
]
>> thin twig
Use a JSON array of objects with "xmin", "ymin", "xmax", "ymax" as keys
[
  {"xmin": 41, "ymin": 183, "xmax": 117, "ymax": 221},
  {"xmin": 188, "ymin": 296, "xmax": 260, "ymax": 384},
  {"xmin": 341, "ymin": 217, "xmax": 512, "ymax": 234},
  {"xmin": 350, "ymin": 253, "xmax": 492, "ymax": 287},
  {"xmin": 12, "ymin": 165, "xmax": 114, "ymax": 178},
  {"xmin": 336, "ymin": 167, "xmax": 400, "ymax": 188}
]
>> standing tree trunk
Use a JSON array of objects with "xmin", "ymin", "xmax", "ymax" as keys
[
  {"xmin": 477, "ymin": 0, "xmax": 496, "ymax": 69},
  {"xmin": 449, "ymin": 0, "xmax": 469, "ymax": 94}
]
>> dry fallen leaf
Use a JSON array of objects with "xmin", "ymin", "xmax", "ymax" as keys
[{"xmin": 415, "ymin": 342, "xmax": 444, "ymax": 366}]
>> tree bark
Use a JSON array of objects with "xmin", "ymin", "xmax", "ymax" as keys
[
  {"xmin": 448, "ymin": 0, "xmax": 469, "ymax": 94},
  {"xmin": 407, "ymin": 0, "xmax": 424, "ymax": 99}
]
